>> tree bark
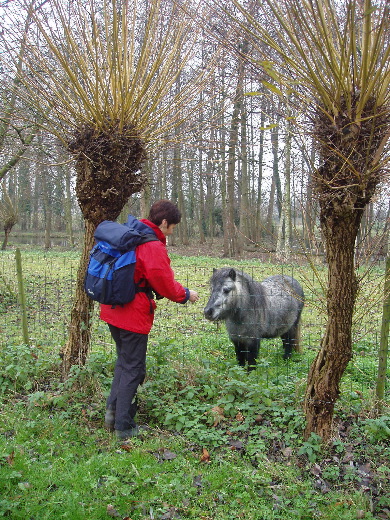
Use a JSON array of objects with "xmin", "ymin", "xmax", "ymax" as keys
[
  {"xmin": 60, "ymin": 218, "xmax": 96, "ymax": 378},
  {"xmin": 224, "ymin": 54, "xmax": 244, "ymax": 258},
  {"xmin": 255, "ymin": 107, "xmax": 266, "ymax": 243},
  {"xmin": 304, "ymin": 208, "xmax": 362, "ymax": 441},
  {"xmin": 198, "ymin": 147, "xmax": 206, "ymax": 244},
  {"xmin": 205, "ymin": 124, "xmax": 216, "ymax": 240},
  {"xmin": 276, "ymin": 117, "xmax": 292, "ymax": 260},
  {"xmin": 1, "ymin": 229, "xmax": 9, "ymax": 250},
  {"xmin": 239, "ymin": 95, "xmax": 250, "ymax": 246},
  {"xmin": 266, "ymin": 117, "xmax": 282, "ymax": 239}
]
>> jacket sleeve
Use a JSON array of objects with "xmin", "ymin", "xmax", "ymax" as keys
[{"xmin": 135, "ymin": 241, "xmax": 190, "ymax": 304}]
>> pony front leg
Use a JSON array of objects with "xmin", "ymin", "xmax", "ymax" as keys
[
  {"xmin": 234, "ymin": 339, "xmax": 259, "ymax": 371},
  {"xmin": 234, "ymin": 340, "xmax": 247, "ymax": 367}
]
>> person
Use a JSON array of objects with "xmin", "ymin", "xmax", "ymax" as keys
[{"xmin": 100, "ymin": 199, "xmax": 199, "ymax": 440}]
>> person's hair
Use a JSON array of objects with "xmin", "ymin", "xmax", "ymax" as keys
[{"xmin": 148, "ymin": 200, "xmax": 181, "ymax": 226}]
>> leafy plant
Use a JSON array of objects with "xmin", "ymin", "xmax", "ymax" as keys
[
  {"xmin": 363, "ymin": 416, "xmax": 390, "ymax": 441},
  {"xmin": 0, "ymin": 343, "xmax": 59, "ymax": 395},
  {"xmin": 298, "ymin": 433, "xmax": 323, "ymax": 463}
]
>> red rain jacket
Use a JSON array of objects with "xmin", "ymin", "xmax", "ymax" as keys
[{"xmin": 99, "ymin": 219, "xmax": 189, "ymax": 334}]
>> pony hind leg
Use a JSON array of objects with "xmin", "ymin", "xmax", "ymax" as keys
[{"xmin": 281, "ymin": 318, "xmax": 302, "ymax": 359}]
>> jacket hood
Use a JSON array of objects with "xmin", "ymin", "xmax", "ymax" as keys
[{"xmin": 140, "ymin": 218, "xmax": 166, "ymax": 244}]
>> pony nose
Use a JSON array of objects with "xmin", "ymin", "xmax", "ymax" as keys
[{"xmin": 204, "ymin": 306, "xmax": 213, "ymax": 319}]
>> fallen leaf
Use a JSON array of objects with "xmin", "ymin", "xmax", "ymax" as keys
[
  {"xmin": 106, "ymin": 504, "xmax": 121, "ymax": 518},
  {"xmin": 200, "ymin": 448, "xmax": 211, "ymax": 463},
  {"xmin": 313, "ymin": 478, "xmax": 331, "ymax": 494},
  {"xmin": 151, "ymin": 448, "xmax": 177, "ymax": 461},
  {"xmin": 120, "ymin": 444, "xmax": 132, "ymax": 452},
  {"xmin": 236, "ymin": 412, "xmax": 244, "ymax": 422},
  {"xmin": 160, "ymin": 507, "xmax": 179, "ymax": 519},
  {"xmin": 342, "ymin": 446, "xmax": 354, "ymax": 463},
  {"xmin": 310, "ymin": 464, "xmax": 322, "ymax": 477},
  {"xmin": 6, "ymin": 451, "xmax": 14, "ymax": 466},
  {"xmin": 210, "ymin": 406, "xmax": 225, "ymax": 427},
  {"xmin": 281, "ymin": 447, "xmax": 293, "ymax": 458},
  {"xmin": 193, "ymin": 475, "xmax": 203, "ymax": 488},
  {"xmin": 162, "ymin": 449, "xmax": 177, "ymax": 460},
  {"xmin": 229, "ymin": 440, "xmax": 244, "ymax": 450}
]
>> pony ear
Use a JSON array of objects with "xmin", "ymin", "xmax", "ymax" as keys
[{"xmin": 228, "ymin": 268, "xmax": 236, "ymax": 281}]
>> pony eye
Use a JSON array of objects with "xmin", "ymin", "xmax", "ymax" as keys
[{"xmin": 223, "ymin": 287, "xmax": 231, "ymax": 294}]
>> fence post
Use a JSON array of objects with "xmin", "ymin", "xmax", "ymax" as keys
[
  {"xmin": 15, "ymin": 248, "xmax": 30, "ymax": 345},
  {"xmin": 376, "ymin": 255, "xmax": 390, "ymax": 412}
]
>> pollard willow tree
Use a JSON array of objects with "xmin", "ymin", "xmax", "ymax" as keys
[
  {"xmin": 11, "ymin": 0, "xmax": 212, "ymax": 376},
  {"xmin": 219, "ymin": 0, "xmax": 389, "ymax": 440}
]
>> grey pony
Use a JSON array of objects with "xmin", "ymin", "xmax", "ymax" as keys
[{"xmin": 204, "ymin": 267, "xmax": 305, "ymax": 370}]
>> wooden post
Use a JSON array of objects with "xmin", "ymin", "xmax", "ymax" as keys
[
  {"xmin": 376, "ymin": 256, "xmax": 390, "ymax": 411},
  {"xmin": 15, "ymin": 248, "xmax": 30, "ymax": 345}
]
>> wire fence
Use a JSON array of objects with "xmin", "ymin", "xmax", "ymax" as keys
[{"xmin": 0, "ymin": 248, "xmax": 387, "ymax": 401}]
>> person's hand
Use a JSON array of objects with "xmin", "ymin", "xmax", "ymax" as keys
[{"xmin": 189, "ymin": 290, "xmax": 199, "ymax": 303}]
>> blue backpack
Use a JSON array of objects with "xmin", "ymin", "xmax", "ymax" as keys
[{"xmin": 84, "ymin": 215, "xmax": 158, "ymax": 306}]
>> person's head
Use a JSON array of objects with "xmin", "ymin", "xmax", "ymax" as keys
[
  {"xmin": 148, "ymin": 199, "xmax": 181, "ymax": 237},
  {"xmin": 148, "ymin": 200, "xmax": 181, "ymax": 226}
]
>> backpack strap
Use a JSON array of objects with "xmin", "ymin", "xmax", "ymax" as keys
[{"xmin": 134, "ymin": 234, "xmax": 161, "ymax": 312}]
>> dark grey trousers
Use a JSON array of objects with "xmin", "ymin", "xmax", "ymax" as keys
[{"xmin": 106, "ymin": 324, "xmax": 148, "ymax": 431}]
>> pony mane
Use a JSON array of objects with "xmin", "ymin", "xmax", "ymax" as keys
[
  {"xmin": 235, "ymin": 269, "xmax": 262, "ymax": 297},
  {"xmin": 210, "ymin": 268, "xmax": 264, "ymax": 302}
]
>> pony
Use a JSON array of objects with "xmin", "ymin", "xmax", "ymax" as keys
[{"xmin": 204, "ymin": 267, "xmax": 304, "ymax": 369}]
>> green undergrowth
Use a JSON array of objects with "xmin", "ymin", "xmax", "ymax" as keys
[
  {"xmin": 0, "ymin": 343, "xmax": 389, "ymax": 520},
  {"xmin": 0, "ymin": 250, "xmax": 388, "ymax": 518}
]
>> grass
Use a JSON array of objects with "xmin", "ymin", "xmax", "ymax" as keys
[
  {"xmin": 0, "ymin": 345, "xmax": 389, "ymax": 520},
  {"xmin": 0, "ymin": 247, "xmax": 389, "ymax": 519}
]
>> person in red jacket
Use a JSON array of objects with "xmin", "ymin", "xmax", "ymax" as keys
[{"xmin": 100, "ymin": 200, "xmax": 199, "ymax": 440}]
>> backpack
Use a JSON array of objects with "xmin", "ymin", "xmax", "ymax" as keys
[{"xmin": 84, "ymin": 215, "xmax": 159, "ymax": 306}]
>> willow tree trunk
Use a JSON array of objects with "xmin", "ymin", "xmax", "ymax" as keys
[
  {"xmin": 1, "ymin": 228, "xmax": 11, "ymax": 250},
  {"xmin": 61, "ymin": 120, "xmax": 146, "ymax": 377},
  {"xmin": 61, "ymin": 219, "xmax": 96, "ymax": 378},
  {"xmin": 304, "ymin": 207, "xmax": 362, "ymax": 441}
]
